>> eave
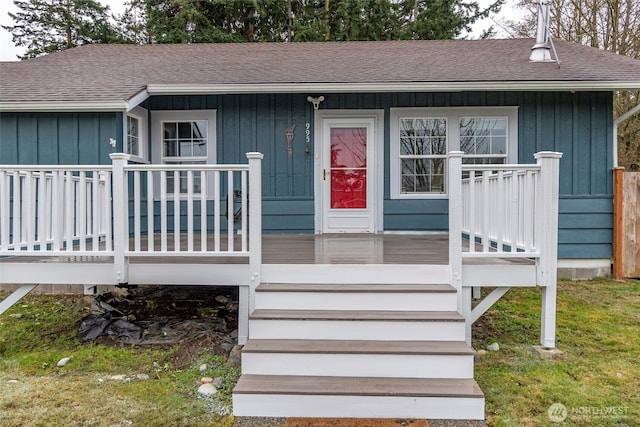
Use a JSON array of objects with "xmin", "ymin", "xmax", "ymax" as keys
[{"xmin": 146, "ymin": 81, "xmax": 640, "ymax": 95}]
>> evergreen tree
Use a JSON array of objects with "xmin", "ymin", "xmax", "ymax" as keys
[{"xmin": 3, "ymin": 0, "xmax": 117, "ymax": 58}]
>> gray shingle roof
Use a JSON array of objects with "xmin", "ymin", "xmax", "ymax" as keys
[{"xmin": 1, "ymin": 39, "xmax": 639, "ymax": 104}]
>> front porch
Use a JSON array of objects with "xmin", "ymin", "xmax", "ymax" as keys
[{"xmin": 0, "ymin": 151, "xmax": 562, "ymax": 421}]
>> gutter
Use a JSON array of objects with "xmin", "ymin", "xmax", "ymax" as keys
[
  {"xmin": 613, "ymin": 102, "xmax": 640, "ymax": 167},
  {"xmin": 2, "ymin": 82, "xmax": 640, "ymax": 112}
]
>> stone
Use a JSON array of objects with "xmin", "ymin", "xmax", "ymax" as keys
[
  {"xmin": 7, "ymin": 380, "xmax": 19, "ymax": 384},
  {"xmin": 213, "ymin": 377, "xmax": 223, "ymax": 388},
  {"xmin": 530, "ymin": 345, "xmax": 564, "ymax": 360},
  {"xmin": 197, "ymin": 383, "xmax": 217, "ymax": 396},
  {"xmin": 214, "ymin": 295, "xmax": 229, "ymax": 304},
  {"xmin": 617, "ymin": 372, "xmax": 624, "ymax": 379},
  {"xmin": 136, "ymin": 373, "xmax": 150, "ymax": 380},
  {"xmin": 229, "ymin": 329, "xmax": 238, "ymax": 339},
  {"xmin": 57, "ymin": 357, "xmax": 71, "ymax": 367},
  {"xmin": 9, "ymin": 313, "xmax": 23, "ymax": 319},
  {"xmin": 227, "ymin": 345, "xmax": 242, "ymax": 367},
  {"xmin": 477, "ymin": 349, "xmax": 487, "ymax": 356},
  {"xmin": 220, "ymin": 342, "xmax": 235, "ymax": 352},
  {"xmin": 199, "ymin": 364, "xmax": 208, "ymax": 372},
  {"xmin": 487, "ymin": 342, "xmax": 500, "ymax": 352},
  {"xmin": 201, "ymin": 377, "xmax": 213, "ymax": 384},
  {"xmin": 108, "ymin": 374, "xmax": 128, "ymax": 381}
]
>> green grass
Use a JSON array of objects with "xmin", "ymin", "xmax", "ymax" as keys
[
  {"xmin": 0, "ymin": 294, "xmax": 235, "ymax": 427},
  {"xmin": 474, "ymin": 278, "xmax": 640, "ymax": 426},
  {"xmin": 1, "ymin": 279, "xmax": 638, "ymax": 426}
]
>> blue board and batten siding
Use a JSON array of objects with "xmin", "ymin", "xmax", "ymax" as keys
[{"xmin": 0, "ymin": 91, "xmax": 613, "ymax": 258}]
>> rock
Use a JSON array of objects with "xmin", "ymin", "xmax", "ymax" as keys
[
  {"xmin": 136, "ymin": 373, "xmax": 150, "ymax": 380},
  {"xmin": 197, "ymin": 383, "xmax": 217, "ymax": 396},
  {"xmin": 57, "ymin": 357, "xmax": 71, "ymax": 367},
  {"xmin": 220, "ymin": 342, "xmax": 234, "ymax": 352},
  {"xmin": 617, "ymin": 372, "xmax": 623, "ymax": 378},
  {"xmin": 9, "ymin": 313, "xmax": 23, "ymax": 319},
  {"xmin": 487, "ymin": 342, "xmax": 500, "ymax": 352},
  {"xmin": 108, "ymin": 374, "xmax": 128, "ymax": 381},
  {"xmin": 227, "ymin": 345, "xmax": 242, "ymax": 367},
  {"xmin": 201, "ymin": 377, "xmax": 213, "ymax": 384},
  {"xmin": 229, "ymin": 329, "xmax": 238, "ymax": 339},
  {"xmin": 199, "ymin": 364, "xmax": 208, "ymax": 372},
  {"xmin": 214, "ymin": 295, "xmax": 229, "ymax": 304},
  {"xmin": 477, "ymin": 349, "xmax": 487, "ymax": 356},
  {"xmin": 213, "ymin": 377, "xmax": 223, "ymax": 388},
  {"xmin": 7, "ymin": 380, "xmax": 19, "ymax": 384}
]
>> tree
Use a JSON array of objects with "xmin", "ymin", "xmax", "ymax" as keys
[
  {"xmin": 113, "ymin": 0, "xmax": 149, "ymax": 44},
  {"xmin": 508, "ymin": 0, "xmax": 640, "ymax": 170},
  {"xmin": 2, "ymin": 0, "xmax": 117, "ymax": 59}
]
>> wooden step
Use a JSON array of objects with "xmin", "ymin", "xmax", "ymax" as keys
[
  {"xmin": 241, "ymin": 339, "xmax": 475, "ymax": 379},
  {"xmin": 250, "ymin": 309, "xmax": 464, "ymax": 321},
  {"xmin": 254, "ymin": 283, "xmax": 458, "ymax": 311},
  {"xmin": 242, "ymin": 339, "xmax": 473, "ymax": 355},
  {"xmin": 233, "ymin": 375, "xmax": 484, "ymax": 419},
  {"xmin": 256, "ymin": 283, "xmax": 456, "ymax": 293},
  {"xmin": 249, "ymin": 309, "xmax": 465, "ymax": 341}
]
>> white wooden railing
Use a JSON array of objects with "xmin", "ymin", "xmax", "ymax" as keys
[
  {"xmin": 0, "ymin": 153, "xmax": 264, "ymax": 277},
  {"xmin": 448, "ymin": 151, "xmax": 563, "ymax": 348},
  {"xmin": 0, "ymin": 166, "xmax": 112, "ymax": 255}
]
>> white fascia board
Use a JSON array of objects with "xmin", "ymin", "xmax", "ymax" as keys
[
  {"xmin": 0, "ymin": 100, "xmax": 128, "ymax": 112},
  {"xmin": 125, "ymin": 89, "xmax": 150, "ymax": 111},
  {"xmin": 147, "ymin": 81, "xmax": 640, "ymax": 95}
]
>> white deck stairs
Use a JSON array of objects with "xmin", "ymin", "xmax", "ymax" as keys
[{"xmin": 233, "ymin": 277, "xmax": 485, "ymax": 420}]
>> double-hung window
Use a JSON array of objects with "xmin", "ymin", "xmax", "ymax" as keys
[
  {"xmin": 391, "ymin": 107, "xmax": 518, "ymax": 198},
  {"xmin": 151, "ymin": 110, "xmax": 216, "ymax": 196}
]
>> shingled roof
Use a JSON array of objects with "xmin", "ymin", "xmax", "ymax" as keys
[{"xmin": 1, "ymin": 38, "xmax": 639, "ymax": 109}]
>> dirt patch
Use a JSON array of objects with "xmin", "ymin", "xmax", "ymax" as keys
[{"xmin": 81, "ymin": 285, "xmax": 240, "ymax": 367}]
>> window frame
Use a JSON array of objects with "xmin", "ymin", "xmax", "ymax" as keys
[
  {"xmin": 150, "ymin": 110, "xmax": 217, "ymax": 198},
  {"xmin": 390, "ymin": 107, "xmax": 518, "ymax": 199},
  {"xmin": 124, "ymin": 106, "xmax": 148, "ymax": 162}
]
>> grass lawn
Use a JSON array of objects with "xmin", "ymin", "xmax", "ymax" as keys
[
  {"xmin": 0, "ymin": 278, "xmax": 638, "ymax": 426},
  {"xmin": 474, "ymin": 278, "xmax": 639, "ymax": 426}
]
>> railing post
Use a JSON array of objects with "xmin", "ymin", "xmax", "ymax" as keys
[
  {"xmin": 110, "ymin": 153, "xmax": 129, "ymax": 284},
  {"xmin": 448, "ymin": 151, "xmax": 470, "ymax": 343},
  {"xmin": 242, "ymin": 152, "xmax": 264, "ymax": 345},
  {"xmin": 534, "ymin": 151, "xmax": 562, "ymax": 349}
]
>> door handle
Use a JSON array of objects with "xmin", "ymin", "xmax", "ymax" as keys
[{"xmin": 323, "ymin": 169, "xmax": 327, "ymax": 180}]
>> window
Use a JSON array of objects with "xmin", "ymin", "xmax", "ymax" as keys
[
  {"xmin": 460, "ymin": 117, "xmax": 507, "ymax": 165},
  {"xmin": 125, "ymin": 106, "xmax": 148, "ymax": 160},
  {"xmin": 162, "ymin": 120, "xmax": 208, "ymax": 194},
  {"xmin": 391, "ymin": 107, "xmax": 518, "ymax": 198},
  {"xmin": 151, "ymin": 110, "xmax": 217, "ymax": 197},
  {"xmin": 127, "ymin": 116, "xmax": 140, "ymax": 156},
  {"xmin": 399, "ymin": 118, "xmax": 447, "ymax": 194}
]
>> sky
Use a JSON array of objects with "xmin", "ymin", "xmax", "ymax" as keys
[{"xmin": 0, "ymin": 0, "xmax": 524, "ymax": 62}]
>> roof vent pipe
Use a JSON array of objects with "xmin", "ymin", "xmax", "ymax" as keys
[{"xmin": 530, "ymin": 0, "xmax": 553, "ymax": 62}]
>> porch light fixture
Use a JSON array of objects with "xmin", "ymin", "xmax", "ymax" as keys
[{"xmin": 307, "ymin": 95, "xmax": 325, "ymax": 110}]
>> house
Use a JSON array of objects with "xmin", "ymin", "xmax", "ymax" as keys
[{"xmin": 1, "ymin": 21, "xmax": 639, "ymax": 420}]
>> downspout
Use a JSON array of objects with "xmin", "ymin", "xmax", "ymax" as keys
[{"xmin": 613, "ymin": 102, "xmax": 640, "ymax": 167}]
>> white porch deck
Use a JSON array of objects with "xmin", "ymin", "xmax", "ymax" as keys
[{"xmin": 0, "ymin": 151, "xmax": 562, "ymax": 421}]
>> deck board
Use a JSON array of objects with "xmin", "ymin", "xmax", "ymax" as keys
[{"xmin": 0, "ymin": 234, "xmax": 533, "ymax": 266}]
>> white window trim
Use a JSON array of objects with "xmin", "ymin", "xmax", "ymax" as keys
[
  {"xmin": 124, "ymin": 106, "xmax": 148, "ymax": 163},
  {"xmin": 390, "ymin": 107, "xmax": 519, "ymax": 199},
  {"xmin": 150, "ymin": 109, "xmax": 217, "ymax": 199}
]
